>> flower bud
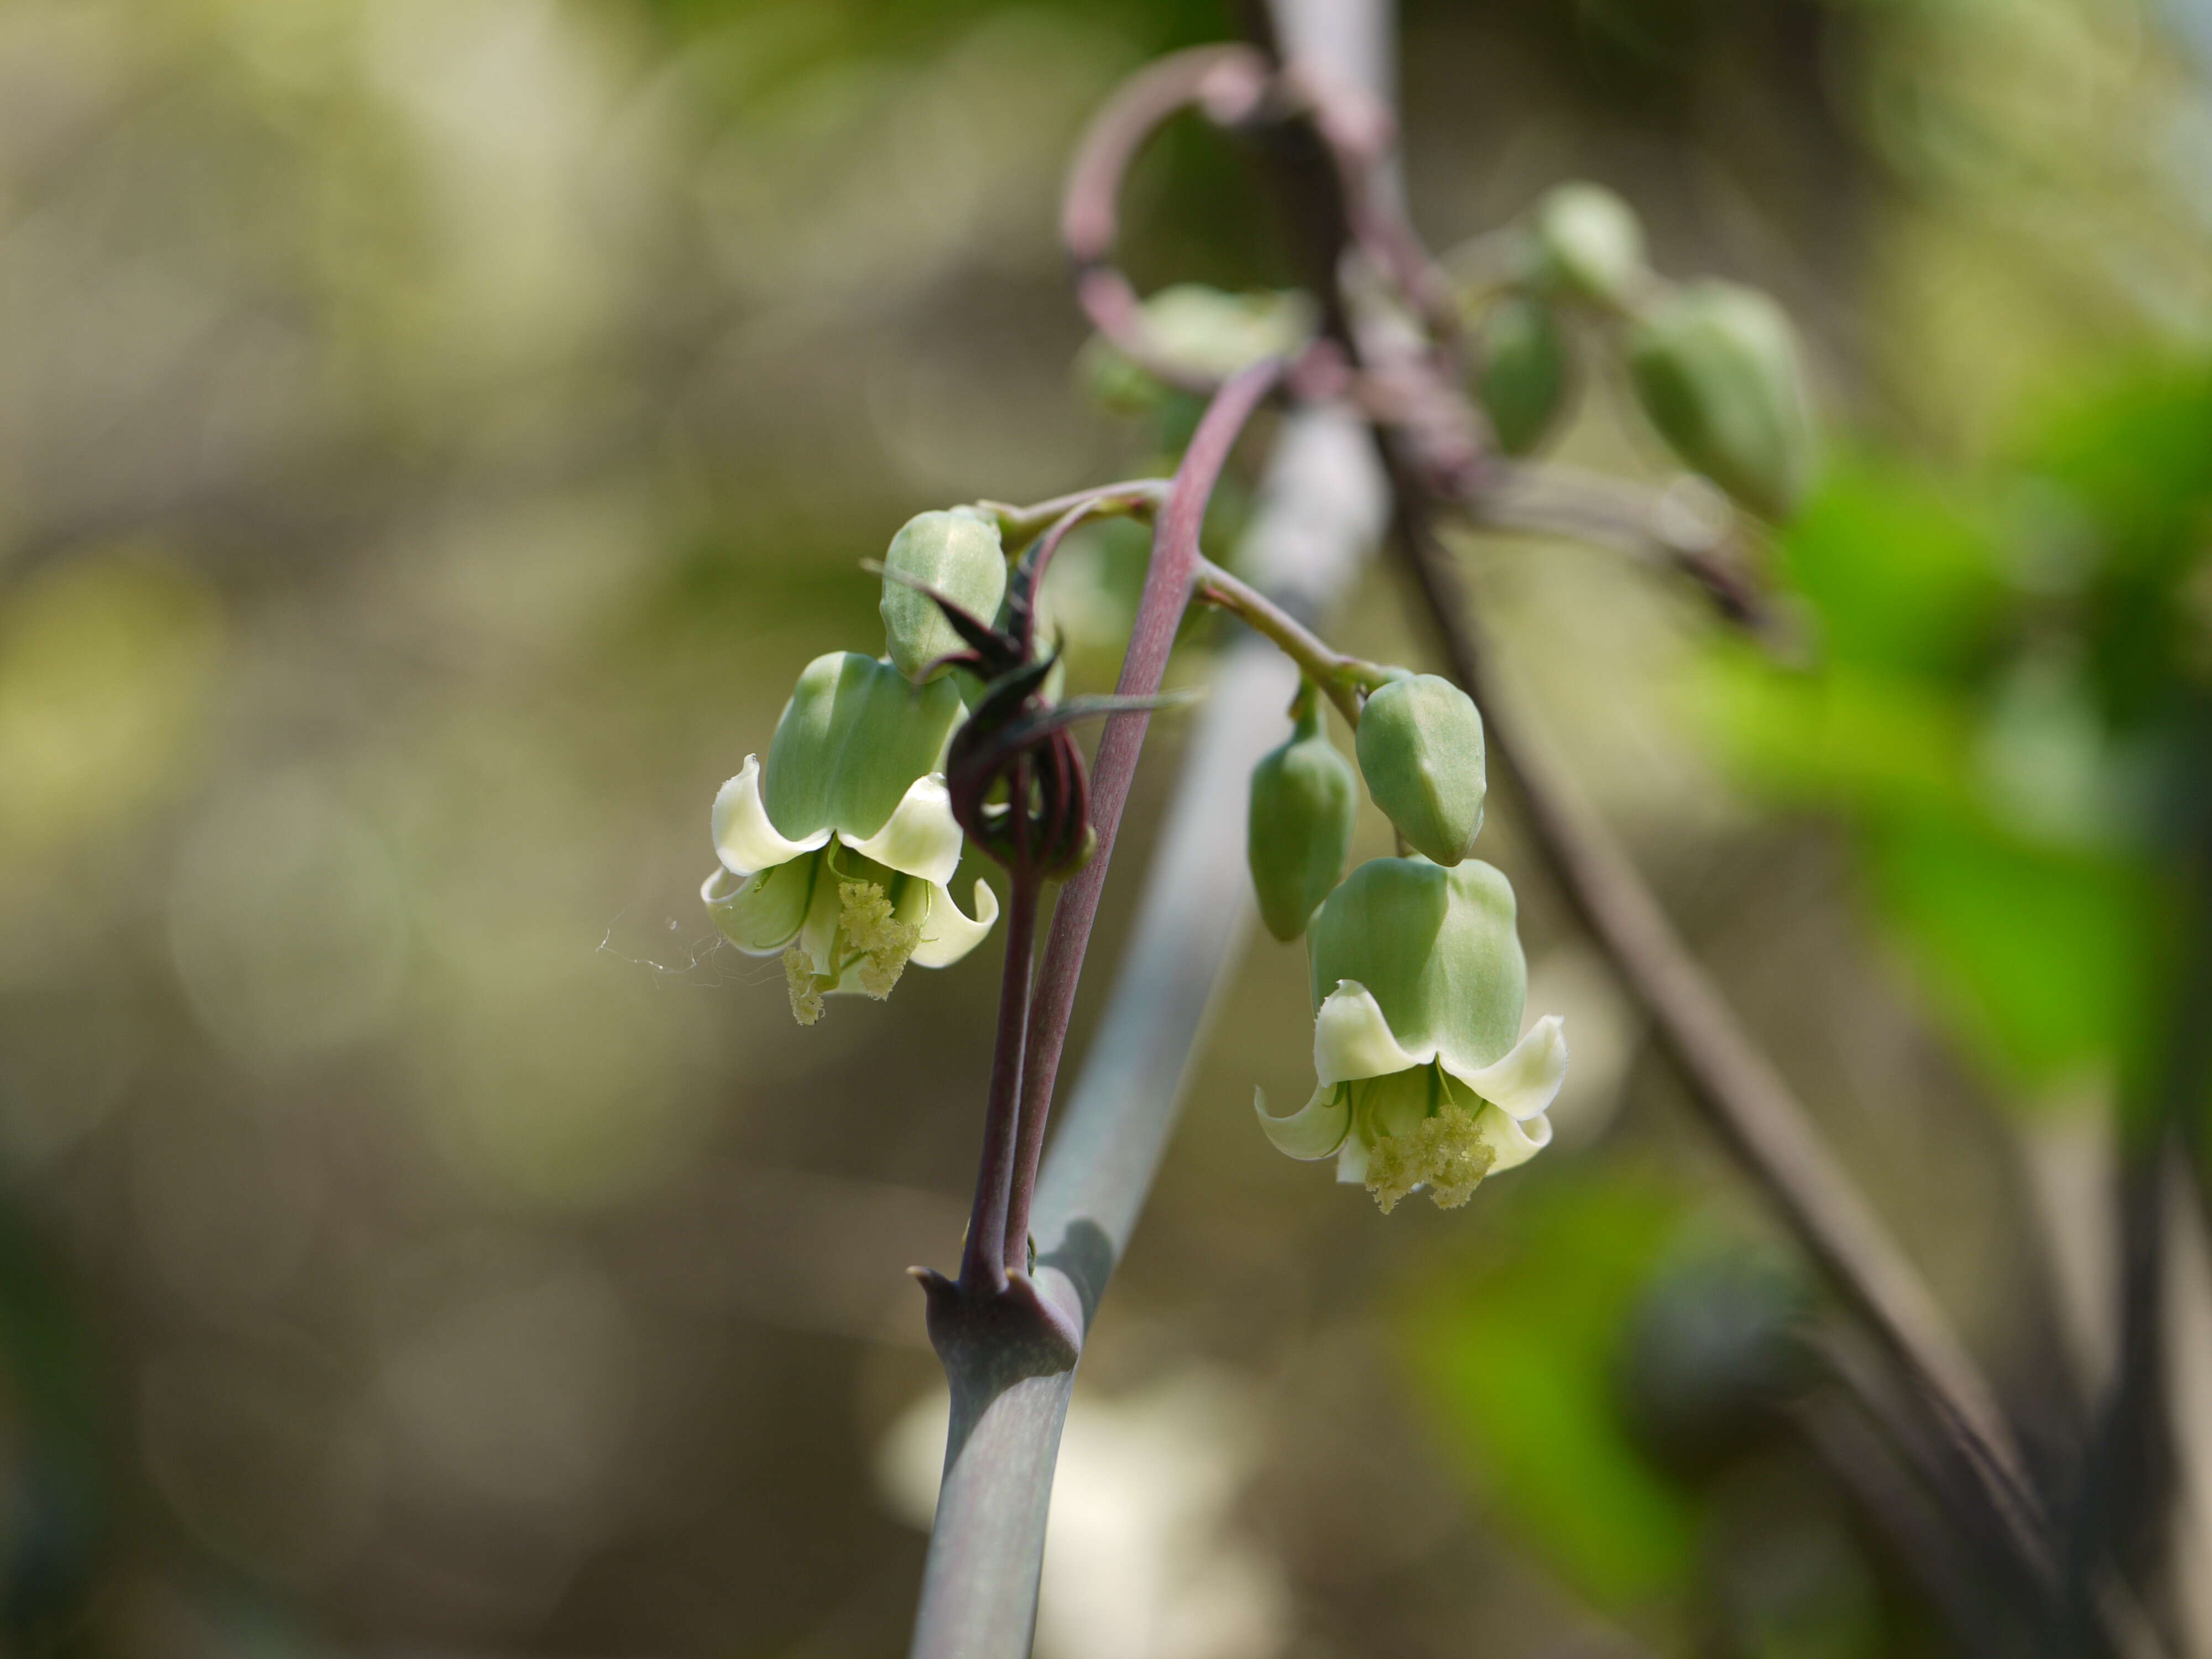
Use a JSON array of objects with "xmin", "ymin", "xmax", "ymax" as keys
[
  {"xmin": 1247, "ymin": 702, "xmax": 1357, "ymax": 942},
  {"xmin": 1474, "ymin": 295, "xmax": 1569, "ymax": 456},
  {"xmin": 880, "ymin": 509, "xmax": 1008, "ymax": 682},
  {"xmin": 1255, "ymin": 857, "xmax": 1567, "ymax": 1212},
  {"xmin": 1076, "ymin": 285, "xmax": 1317, "ymax": 413},
  {"xmin": 1628, "ymin": 281, "xmax": 1815, "ymax": 521},
  {"xmin": 1531, "ymin": 182, "xmax": 1647, "ymax": 309},
  {"xmin": 1138, "ymin": 284, "xmax": 1316, "ymax": 380},
  {"xmin": 1355, "ymin": 674, "xmax": 1485, "ymax": 867}
]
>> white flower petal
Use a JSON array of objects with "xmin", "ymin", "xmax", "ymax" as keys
[
  {"xmin": 843, "ymin": 772, "xmax": 964, "ymax": 885},
  {"xmin": 713, "ymin": 756, "xmax": 830, "ymax": 874},
  {"xmin": 1451, "ymin": 1014, "xmax": 1568, "ymax": 1122},
  {"xmin": 1335, "ymin": 1134, "xmax": 1370, "ymax": 1186},
  {"xmin": 907, "ymin": 878, "xmax": 999, "ymax": 968},
  {"xmin": 1474, "ymin": 1103, "xmax": 1553, "ymax": 1172},
  {"xmin": 1313, "ymin": 980, "xmax": 1431, "ymax": 1086},
  {"xmin": 1255, "ymin": 1082, "xmax": 1350, "ymax": 1161}
]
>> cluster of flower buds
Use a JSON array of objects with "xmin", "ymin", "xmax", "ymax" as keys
[
  {"xmin": 1467, "ymin": 181, "xmax": 1817, "ymax": 521},
  {"xmin": 1246, "ymin": 669, "xmax": 1568, "ymax": 1212},
  {"xmin": 702, "ymin": 509, "xmax": 1017, "ymax": 1025}
]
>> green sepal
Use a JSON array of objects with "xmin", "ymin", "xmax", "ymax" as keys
[
  {"xmin": 1475, "ymin": 296, "xmax": 1570, "ymax": 456},
  {"xmin": 880, "ymin": 508, "xmax": 1008, "ymax": 682},
  {"xmin": 1629, "ymin": 280, "xmax": 1815, "ymax": 521},
  {"xmin": 1355, "ymin": 674, "xmax": 1487, "ymax": 867},
  {"xmin": 1247, "ymin": 701, "xmax": 1358, "ymax": 942},
  {"xmin": 760, "ymin": 652, "xmax": 964, "ymax": 844},
  {"xmin": 1308, "ymin": 857, "xmax": 1528, "ymax": 1079}
]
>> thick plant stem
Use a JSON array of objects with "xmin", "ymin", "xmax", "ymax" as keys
[
  {"xmin": 998, "ymin": 358, "xmax": 1283, "ymax": 1274},
  {"xmin": 960, "ymin": 859, "xmax": 1039, "ymax": 1294},
  {"xmin": 1379, "ymin": 458, "xmax": 2055, "ymax": 1581}
]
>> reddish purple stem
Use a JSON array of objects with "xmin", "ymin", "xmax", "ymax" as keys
[{"xmin": 999, "ymin": 358, "xmax": 1284, "ymax": 1273}]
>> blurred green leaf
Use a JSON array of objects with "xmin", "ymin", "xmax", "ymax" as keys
[
  {"xmin": 1863, "ymin": 811, "xmax": 2156, "ymax": 1089},
  {"xmin": 1398, "ymin": 1176, "xmax": 1697, "ymax": 1614},
  {"xmin": 1776, "ymin": 460, "xmax": 2004, "ymax": 681},
  {"xmin": 2015, "ymin": 359, "xmax": 2212, "ymax": 577}
]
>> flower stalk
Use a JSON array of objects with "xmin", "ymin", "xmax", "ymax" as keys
[
  {"xmin": 956, "ymin": 820, "xmax": 1039, "ymax": 1296},
  {"xmin": 1190, "ymin": 556, "xmax": 1391, "ymax": 727}
]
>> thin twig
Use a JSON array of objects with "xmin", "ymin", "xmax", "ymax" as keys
[
  {"xmin": 1063, "ymin": 45, "xmax": 1274, "ymax": 392},
  {"xmin": 976, "ymin": 478, "xmax": 1171, "ymax": 545},
  {"xmin": 1453, "ymin": 458, "xmax": 1785, "ymax": 639},
  {"xmin": 1190, "ymin": 556, "xmax": 1390, "ymax": 726}
]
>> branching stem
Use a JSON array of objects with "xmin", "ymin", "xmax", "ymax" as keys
[{"xmin": 977, "ymin": 478, "xmax": 1171, "ymax": 546}]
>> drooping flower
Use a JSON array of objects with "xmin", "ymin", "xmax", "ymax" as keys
[
  {"xmin": 703, "ymin": 651, "xmax": 998, "ymax": 1023},
  {"xmin": 1256, "ymin": 856, "xmax": 1567, "ymax": 1212}
]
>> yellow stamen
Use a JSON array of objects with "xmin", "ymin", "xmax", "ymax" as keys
[
  {"xmin": 783, "ymin": 945, "xmax": 825, "ymax": 1025},
  {"xmin": 839, "ymin": 879, "xmax": 921, "ymax": 1000},
  {"xmin": 1363, "ymin": 1103, "xmax": 1494, "ymax": 1213}
]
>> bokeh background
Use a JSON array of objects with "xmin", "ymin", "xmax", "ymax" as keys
[{"xmin": 1, "ymin": 0, "xmax": 2209, "ymax": 1653}]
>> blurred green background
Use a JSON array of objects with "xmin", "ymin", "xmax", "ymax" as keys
[{"xmin": 0, "ymin": 0, "xmax": 2208, "ymax": 1653}]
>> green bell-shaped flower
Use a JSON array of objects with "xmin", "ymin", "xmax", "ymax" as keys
[
  {"xmin": 880, "ymin": 508, "xmax": 1008, "ymax": 683},
  {"xmin": 1531, "ymin": 182, "xmax": 1648, "ymax": 310},
  {"xmin": 702, "ymin": 651, "xmax": 998, "ymax": 1024},
  {"xmin": 1247, "ymin": 700, "xmax": 1357, "ymax": 943},
  {"xmin": 1628, "ymin": 280, "xmax": 1815, "ymax": 521},
  {"xmin": 1355, "ymin": 674, "xmax": 1486, "ymax": 867},
  {"xmin": 1474, "ymin": 295, "xmax": 1569, "ymax": 456},
  {"xmin": 1255, "ymin": 857, "xmax": 1567, "ymax": 1212}
]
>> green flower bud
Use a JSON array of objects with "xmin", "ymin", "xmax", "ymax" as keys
[
  {"xmin": 705, "ymin": 651, "xmax": 998, "ymax": 1023},
  {"xmin": 1247, "ymin": 701, "xmax": 1357, "ymax": 942},
  {"xmin": 1532, "ymin": 182, "xmax": 1647, "ymax": 309},
  {"xmin": 1076, "ymin": 285, "xmax": 1318, "ymax": 413},
  {"xmin": 1355, "ymin": 674, "xmax": 1486, "ymax": 866},
  {"xmin": 1628, "ymin": 280, "xmax": 1815, "ymax": 521},
  {"xmin": 1254, "ymin": 857, "xmax": 1568, "ymax": 1212},
  {"xmin": 1139, "ymin": 284, "xmax": 1316, "ymax": 380},
  {"xmin": 1474, "ymin": 295, "xmax": 1569, "ymax": 456},
  {"xmin": 880, "ymin": 508, "xmax": 1008, "ymax": 682}
]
